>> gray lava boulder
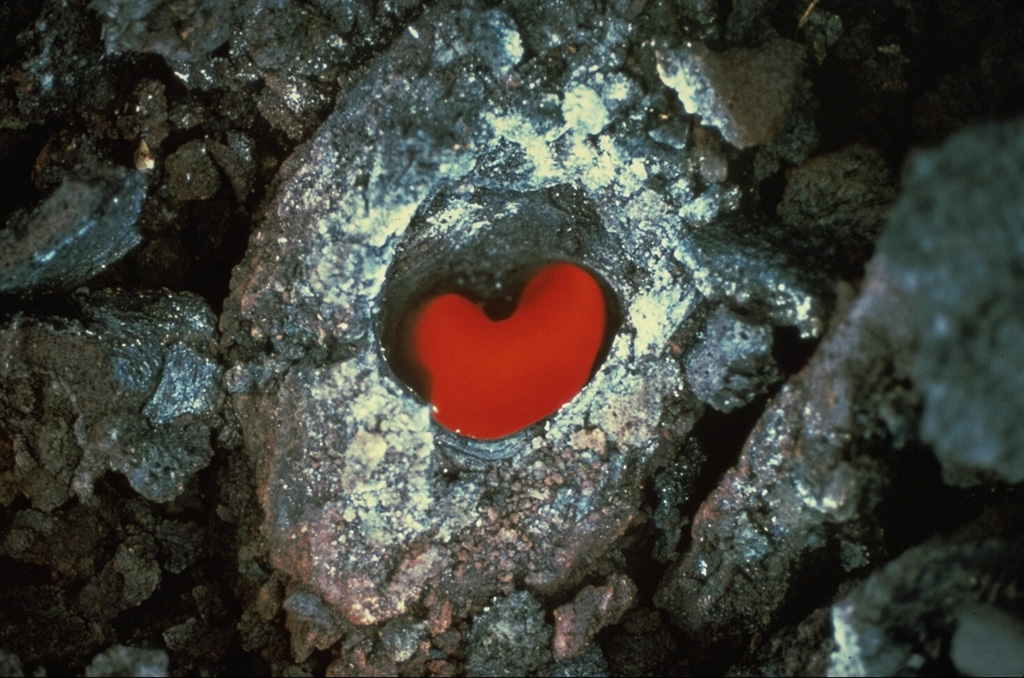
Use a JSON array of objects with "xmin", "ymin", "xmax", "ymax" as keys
[
  {"xmin": 220, "ymin": 0, "xmax": 832, "ymax": 635},
  {"xmin": 879, "ymin": 118, "xmax": 1024, "ymax": 484}
]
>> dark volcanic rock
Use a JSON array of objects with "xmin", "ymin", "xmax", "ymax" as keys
[
  {"xmin": 220, "ymin": 0, "xmax": 829, "ymax": 634},
  {"xmin": 465, "ymin": 590, "xmax": 551, "ymax": 677},
  {"xmin": 165, "ymin": 140, "xmax": 222, "ymax": 202},
  {"xmin": 0, "ymin": 165, "xmax": 146, "ymax": 295},
  {"xmin": 676, "ymin": 212, "xmax": 833, "ymax": 339},
  {"xmin": 0, "ymin": 585, "xmax": 106, "ymax": 667},
  {"xmin": 0, "ymin": 289, "xmax": 222, "ymax": 506},
  {"xmin": 683, "ymin": 305, "xmax": 780, "ymax": 412},
  {"xmin": 879, "ymin": 118, "xmax": 1024, "ymax": 484},
  {"xmin": 552, "ymin": 574, "xmax": 637, "ymax": 661},
  {"xmin": 728, "ymin": 605, "xmax": 836, "ymax": 677},
  {"xmin": 828, "ymin": 500, "xmax": 1024, "ymax": 676},
  {"xmin": 92, "ymin": 0, "xmax": 242, "ymax": 61},
  {"xmin": 3, "ymin": 0, "xmax": 1024, "ymax": 674},
  {"xmin": 655, "ymin": 268, "xmax": 917, "ymax": 650},
  {"xmin": 656, "ymin": 38, "xmax": 808, "ymax": 151},
  {"xmin": 778, "ymin": 144, "xmax": 897, "ymax": 274}
]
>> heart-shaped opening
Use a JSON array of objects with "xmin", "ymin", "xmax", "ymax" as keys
[{"xmin": 389, "ymin": 263, "xmax": 614, "ymax": 440}]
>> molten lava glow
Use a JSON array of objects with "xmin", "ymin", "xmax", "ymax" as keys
[{"xmin": 410, "ymin": 263, "xmax": 607, "ymax": 439}]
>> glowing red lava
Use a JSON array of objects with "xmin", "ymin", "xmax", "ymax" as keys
[{"xmin": 409, "ymin": 263, "xmax": 608, "ymax": 439}]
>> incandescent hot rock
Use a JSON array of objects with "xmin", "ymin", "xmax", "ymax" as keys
[
  {"xmin": 0, "ymin": 289, "xmax": 222, "ymax": 507},
  {"xmin": 221, "ymin": 0, "xmax": 830, "ymax": 636}
]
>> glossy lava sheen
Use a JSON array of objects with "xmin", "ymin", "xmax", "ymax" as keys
[{"xmin": 409, "ymin": 263, "xmax": 608, "ymax": 439}]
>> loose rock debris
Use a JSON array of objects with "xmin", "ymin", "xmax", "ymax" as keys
[{"xmin": 1, "ymin": 0, "xmax": 1024, "ymax": 675}]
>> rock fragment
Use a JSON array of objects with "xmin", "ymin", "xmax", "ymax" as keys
[
  {"xmin": 552, "ymin": 575, "xmax": 637, "ymax": 660},
  {"xmin": 542, "ymin": 644, "xmax": 609, "ymax": 677},
  {"xmin": 728, "ymin": 606, "xmax": 835, "ymax": 677},
  {"xmin": 118, "ymin": 79, "xmax": 170, "ymax": 152},
  {"xmin": 657, "ymin": 38, "xmax": 807, "ymax": 149},
  {"xmin": 0, "ymin": 492, "xmax": 215, "ymax": 668},
  {"xmin": 0, "ymin": 165, "xmax": 146, "ymax": 295},
  {"xmin": 377, "ymin": 617, "xmax": 429, "ymax": 665},
  {"xmin": 84, "ymin": 644, "xmax": 169, "ymax": 677},
  {"xmin": 656, "ymin": 266, "xmax": 918, "ymax": 649},
  {"xmin": 217, "ymin": 0, "xmax": 846, "ymax": 644},
  {"xmin": 77, "ymin": 543, "xmax": 161, "ymax": 622},
  {"xmin": 0, "ymin": 504, "xmax": 111, "ymax": 584},
  {"xmin": 652, "ymin": 439, "xmax": 706, "ymax": 563},
  {"xmin": 778, "ymin": 144, "xmax": 897, "ymax": 272},
  {"xmin": 878, "ymin": 118, "xmax": 1024, "ymax": 484},
  {"xmin": 604, "ymin": 624, "xmax": 678, "ymax": 676},
  {"xmin": 684, "ymin": 305, "xmax": 780, "ymax": 412},
  {"xmin": 92, "ymin": 0, "xmax": 238, "ymax": 61},
  {"xmin": 0, "ymin": 585, "xmax": 106, "ymax": 666},
  {"xmin": 165, "ymin": 140, "xmax": 222, "ymax": 201},
  {"xmin": 828, "ymin": 501, "xmax": 1024, "ymax": 676},
  {"xmin": 1, "ymin": 0, "xmax": 111, "ymax": 125},
  {"xmin": 282, "ymin": 590, "xmax": 347, "ymax": 662},
  {"xmin": 0, "ymin": 289, "xmax": 222, "ymax": 506},
  {"xmin": 465, "ymin": 591, "xmax": 551, "ymax": 677},
  {"xmin": 0, "ymin": 652, "xmax": 24, "ymax": 678},
  {"xmin": 676, "ymin": 213, "xmax": 833, "ymax": 339}
]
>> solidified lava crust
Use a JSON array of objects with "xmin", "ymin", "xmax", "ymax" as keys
[{"xmin": 2, "ymin": 0, "xmax": 1024, "ymax": 675}]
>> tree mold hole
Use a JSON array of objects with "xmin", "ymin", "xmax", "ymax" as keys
[{"xmin": 377, "ymin": 183, "xmax": 623, "ymax": 455}]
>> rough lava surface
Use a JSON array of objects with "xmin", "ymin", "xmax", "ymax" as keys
[
  {"xmin": 3, "ymin": 0, "xmax": 1024, "ymax": 674},
  {"xmin": 221, "ymin": 0, "xmax": 825, "ymax": 629},
  {"xmin": 1, "ymin": 289, "xmax": 222, "ymax": 506},
  {"xmin": 878, "ymin": 119, "xmax": 1024, "ymax": 485}
]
